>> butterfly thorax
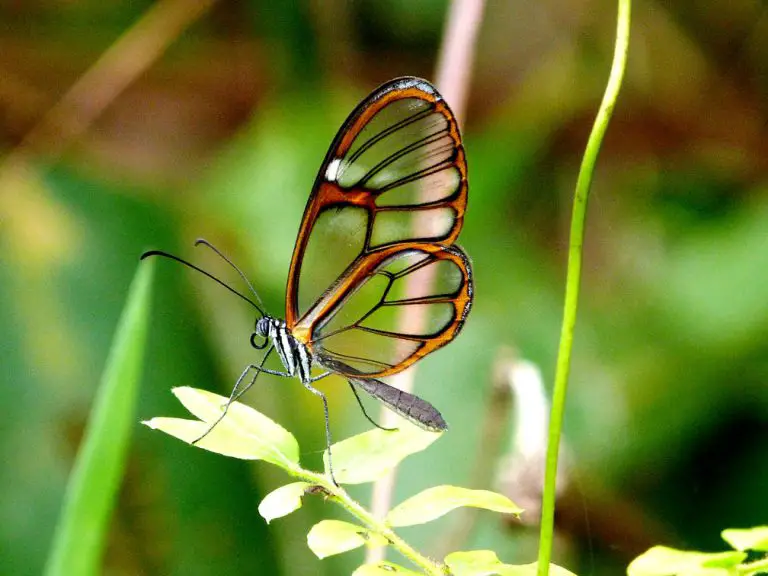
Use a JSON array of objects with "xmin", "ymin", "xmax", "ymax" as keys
[{"xmin": 256, "ymin": 316, "xmax": 313, "ymax": 383}]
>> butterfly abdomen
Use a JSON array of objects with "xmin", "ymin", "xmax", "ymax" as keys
[{"xmin": 350, "ymin": 378, "xmax": 447, "ymax": 432}]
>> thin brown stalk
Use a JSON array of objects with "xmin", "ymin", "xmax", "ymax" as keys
[{"xmin": 366, "ymin": 0, "xmax": 486, "ymax": 565}]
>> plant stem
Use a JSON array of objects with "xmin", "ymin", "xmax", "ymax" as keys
[
  {"xmin": 297, "ymin": 468, "xmax": 445, "ymax": 576},
  {"xmin": 536, "ymin": 1, "xmax": 631, "ymax": 575}
]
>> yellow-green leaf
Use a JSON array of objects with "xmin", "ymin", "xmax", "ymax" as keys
[
  {"xmin": 722, "ymin": 526, "xmax": 768, "ymax": 552},
  {"xmin": 444, "ymin": 550, "xmax": 577, "ymax": 576},
  {"xmin": 628, "ymin": 546, "xmax": 746, "ymax": 576},
  {"xmin": 307, "ymin": 520, "xmax": 387, "ymax": 559},
  {"xmin": 518, "ymin": 563, "xmax": 578, "ymax": 576},
  {"xmin": 352, "ymin": 561, "xmax": 421, "ymax": 575},
  {"xmin": 386, "ymin": 486, "xmax": 521, "ymax": 527},
  {"xmin": 143, "ymin": 387, "xmax": 299, "ymax": 468},
  {"xmin": 258, "ymin": 482, "xmax": 311, "ymax": 523},
  {"xmin": 326, "ymin": 423, "xmax": 442, "ymax": 484},
  {"xmin": 446, "ymin": 550, "xmax": 508, "ymax": 576}
]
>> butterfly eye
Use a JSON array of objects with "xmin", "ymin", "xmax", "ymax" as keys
[
  {"xmin": 255, "ymin": 316, "xmax": 270, "ymax": 335},
  {"xmin": 250, "ymin": 331, "xmax": 268, "ymax": 350}
]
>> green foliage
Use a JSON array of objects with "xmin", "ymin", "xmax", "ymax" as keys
[
  {"xmin": 444, "ymin": 551, "xmax": 577, "ymax": 575},
  {"xmin": 352, "ymin": 561, "xmax": 422, "ymax": 575},
  {"xmin": 258, "ymin": 481, "xmax": 313, "ymax": 523},
  {"xmin": 143, "ymin": 389, "xmax": 571, "ymax": 575},
  {"xmin": 144, "ymin": 387, "xmax": 299, "ymax": 467},
  {"xmin": 308, "ymin": 520, "xmax": 388, "ymax": 558},
  {"xmin": 628, "ymin": 527, "xmax": 768, "ymax": 576},
  {"xmin": 386, "ymin": 486, "xmax": 522, "ymax": 527},
  {"xmin": 324, "ymin": 422, "xmax": 443, "ymax": 484},
  {"xmin": 722, "ymin": 527, "xmax": 768, "ymax": 553},
  {"xmin": 44, "ymin": 261, "xmax": 153, "ymax": 576}
]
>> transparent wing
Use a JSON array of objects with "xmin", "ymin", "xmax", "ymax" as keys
[
  {"xmin": 285, "ymin": 77, "xmax": 468, "ymax": 328},
  {"xmin": 292, "ymin": 244, "xmax": 472, "ymax": 378}
]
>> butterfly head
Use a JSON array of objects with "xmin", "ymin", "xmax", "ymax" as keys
[
  {"xmin": 255, "ymin": 316, "xmax": 272, "ymax": 337},
  {"xmin": 250, "ymin": 316, "xmax": 273, "ymax": 350}
]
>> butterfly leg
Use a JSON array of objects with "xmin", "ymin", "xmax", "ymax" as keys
[
  {"xmin": 349, "ymin": 378, "xmax": 448, "ymax": 432},
  {"xmin": 230, "ymin": 346, "xmax": 277, "ymax": 404},
  {"xmin": 300, "ymin": 375, "xmax": 338, "ymax": 486},
  {"xmin": 246, "ymin": 366, "xmax": 296, "ymax": 377},
  {"xmin": 192, "ymin": 346, "xmax": 275, "ymax": 444},
  {"xmin": 347, "ymin": 381, "xmax": 398, "ymax": 431}
]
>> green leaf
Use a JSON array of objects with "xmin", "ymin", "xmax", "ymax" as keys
[
  {"xmin": 143, "ymin": 386, "xmax": 299, "ymax": 468},
  {"xmin": 307, "ymin": 519, "xmax": 387, "ymax": 559},
  {"xmin": 446, "ymin": 550, "xmax": 507, "ymax": 576},
  {"xmin": 386, "ymin": 485, "xmax": 521, "ymax": 527},
  {"xmin": 444, "ymin": 551, "xmax": 577, "ymax": 576},
  {"xmin": 628, "ymin": 546, "xmax": 747, "ymax": 576},
  {"xmin": 522, "ymin": 564, "xmax": 578, "ymax": 576},
  {"xmin": 325, "ymin": 423, "xmax": 442, "ymax": 484},
  {"xmin": 258, "ymin": 482, "xmax": 311, "ymax": 523},
  {"xmin": 352, "ymin": 561, "xmax": 422, "ymax": 575},
  {"xmin": 722, "ymin": 526, "xmax": 768, "ymax": 552},
  {"xmin": 44, "ymin": 261, "xmax": 153, "ymax": 576}
]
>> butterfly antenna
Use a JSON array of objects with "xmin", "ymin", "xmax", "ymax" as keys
[
  {"xmin": 140, "ymin": 249, "xmax": 265, "ymax": 315},
  {"xmin": 194, "ymin": 238, "xmax": 267, "ymax": 313}
]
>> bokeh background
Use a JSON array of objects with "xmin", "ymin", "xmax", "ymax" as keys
[{"xmin": 1, "ymin": 1, "xmax": 766, "ymax": 575}]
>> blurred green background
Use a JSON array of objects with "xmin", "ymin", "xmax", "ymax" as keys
[{"xmin": 1, "ymin": 1, "xmax": 766, "ymax": 575}]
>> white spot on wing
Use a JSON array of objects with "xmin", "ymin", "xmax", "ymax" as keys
[
  {"xmin": 325, "ymin": 158, "xmax": 341, "ymax": 182},
  {"xmin": 394, "ymin": 77, "xmax": 435, "ymax": 96}
]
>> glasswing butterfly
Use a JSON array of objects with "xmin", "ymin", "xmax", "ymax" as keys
[{"xmin": 143, "ymin": 77, "xmax": 473, "ymax": 483}]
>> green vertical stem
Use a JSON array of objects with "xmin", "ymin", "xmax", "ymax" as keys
[{"xmin": 536, "ymin": 0, "xmax": 631, "ymax": 574}]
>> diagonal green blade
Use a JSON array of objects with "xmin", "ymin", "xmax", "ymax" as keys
[{"xmin": 44, "ymin": 260, "xmax": 154, "ymax": 576}]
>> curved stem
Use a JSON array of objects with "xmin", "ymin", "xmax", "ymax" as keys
[
  {"xmin": 536, "ymin": 0, "xmax": 632, "ymax": 574},
  {"xmin": 296, "ymin": 467, "xmax": 445, "ymax": 576}
]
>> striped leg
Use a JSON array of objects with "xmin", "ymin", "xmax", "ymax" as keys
[
  {"xmin": 347, "ymin": 382, "xmax": 398, "ymax": 431},
  {"xmin": 300, "ymin": 375, "xmax": 338, "ymax": 485}
]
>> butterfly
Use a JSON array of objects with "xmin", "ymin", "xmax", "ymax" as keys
[{"xmin": 142, "ymin": 77, "xmax": 473, "ymax": 484}]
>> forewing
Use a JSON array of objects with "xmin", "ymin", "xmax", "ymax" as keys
[
  {"xmin": 292, "ymin": 244, "xmax": 472, "ymax": 378},
  {"xmin": 285, "ymin": 77, "xmax": 468, "ymax": 327}
]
